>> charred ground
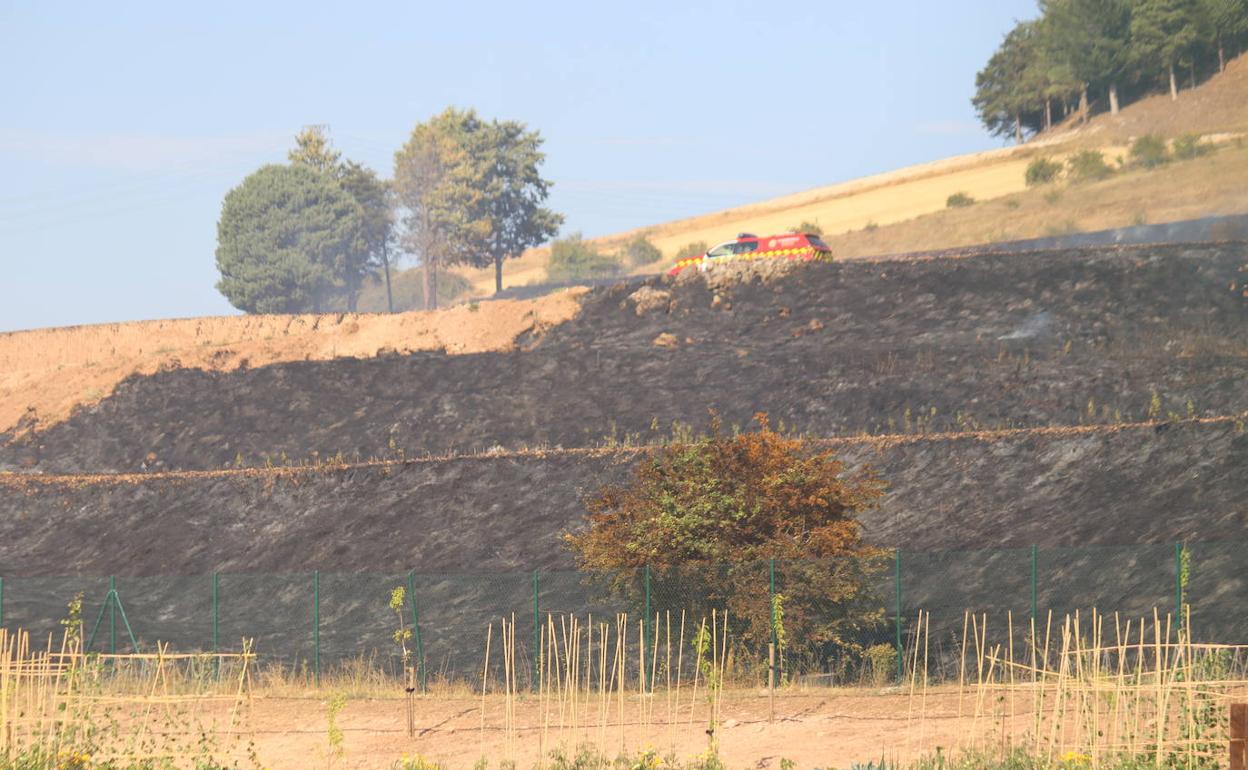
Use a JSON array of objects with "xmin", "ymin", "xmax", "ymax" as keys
[
  {"xmin": 4, "ymin": 243, "xmax": 1245, "ymax": 474},
  {"xmin": 0, "ymin": 242, "xmax": 1246, "ymax": 577}
]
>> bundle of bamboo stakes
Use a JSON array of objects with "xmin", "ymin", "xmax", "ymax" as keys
[
  {"xmin": 479, "ymin": 611, "xmax": 732, "ymax": 762},
  {"xmin": 0, "ymin": 628, "xmax": 256, "ymax": 765},
  {"xmin": 903, "ymin": 607, "xmax": 1248, "ymax": 768}
]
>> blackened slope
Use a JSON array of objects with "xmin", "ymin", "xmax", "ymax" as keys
[
  {"xmin": 0, "ymin": 422, "xmax": 1244, "ymax": 577},
  {"xmin": 3, "ymin": 243, "xmax": 1245, "ymax": 473}
]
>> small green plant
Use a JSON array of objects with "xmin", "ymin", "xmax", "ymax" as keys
[
  {"xmin": 468, "ymin": 301, "xmax": 480, "ymax": 312},
  {"xmin": 546, "ymin": 233, "xmax": 624, "ymax": 282},
  {"xmin": 1043, "ymin": 188, "xmax": 1063, "ymax": 204},
  {"xmin": 389, "ymin": 586, "xmax": 413, "ymax": 666},
  {"xmin": 1067, "ymin": 150, "xmax": 1114, "ymax": 183},
  {"xmin": 619, "ymin": 234, "xmax": 663, "ymax": 267},
  {"xmin": 946, "ymin": 191, "xmax": 975, "ymax": 208},
  {"xmin": 60, "ymin": 592, "xmax": 84, "ymax": 646},
  {"xmin": 1148, "ymin": 389, "xmax": 1162, "ymax": 420},
  {"xmin": 325, "ymin": 692, "xmax": 347, "ymax": 770},
  {"xmin": 1025, "ymin": 157, "xmax": 1063, "ymax": 186},
  {"xmin": 673, "ymin": 241, "xmax": 709, "ymax": 261},
  {"xmin": 1173, "ymin": 132, "xmax": 1212, "ymax": 160},
  {"xmin": 1129, "ymin": 134, "xmax": 1170, "ymax": 169},
  {"xmin": 790, "ymin": 220, "xmax": 824, "ymax": 236},
  {"xmin": 392, "ymin": 756, "xmax": 446, "ymax": 770},
  {"xmin": 1004, "ymin": 198, "xmax": 1021, "ymax": 209},
  {"xmin": 865, "ymin": 642, "xmax": 897, "ymax": 687},
  {"xmin": 863, "ymin": 220, "xmax": 879, "ymax": 232}
]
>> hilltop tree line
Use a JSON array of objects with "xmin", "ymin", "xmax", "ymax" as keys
[
  {"xmin": 215, "ymin": 109, "xmax": 562, "ymax": 314},
  {"xmin": 974, "ymin": 0, "xmax": 1248, "ymax": 142}
]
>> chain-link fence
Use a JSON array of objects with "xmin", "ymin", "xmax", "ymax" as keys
[{"xmin": 0, "ymin": 541, "xmax": 1242, "ymax": 686}]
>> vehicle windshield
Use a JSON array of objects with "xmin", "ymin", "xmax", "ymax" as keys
[{"xmin": 707, "ymin": 242, "xmax": 735, "ymax": 258}]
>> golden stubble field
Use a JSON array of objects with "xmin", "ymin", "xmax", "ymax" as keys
[{"xmin": 0, "ymin": 289, "xmax": 584, "ymax": 438}]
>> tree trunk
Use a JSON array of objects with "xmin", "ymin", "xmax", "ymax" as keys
[
  {"xmin": 381, "ymin": 242, "xmax": 394, "ymax": 314},
  {"xmin": 1079, "ymin": 85, "xmax": 1089, "ymax": 124},
  {"xmin": 1169, "ymin": 63, "xmax": 1178, "ymax": 101},
  {"xmin": 1014, "ymin": 112, "xmax": 1023, "ymax": 145},
  {"xmin": 494, "ymin": 255, "xmax": 504, "ymax": 294},
  {"xmin": 430, "ymin": 262, "xmax": 438, "ymax": 310},
  {"xmin": 1218, "ymin": 39, "xmax": 1225, "ymax": 72},
  {"xmin": 1044, "ymin": 98, "xmax": 1052, "ymax": 131},
  {"xmin": 422, "ymin": 258, "xmax": 432, "ymax": 311},
  {"xmin": 1109, "ymin": 83, "xmax": 1120, "ymax": 116}
]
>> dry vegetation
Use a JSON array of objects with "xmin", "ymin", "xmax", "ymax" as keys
[
  {"xmin": 0, "ymin": 289, "xmax": 584, "ymax": 437},
  {"xmin": 6, "ymin": 607, "xmax": 1247, "ymax": 770},
  {"xmin": 447, "ymin": 55, "xmax": 1248, "ymax": 292}
]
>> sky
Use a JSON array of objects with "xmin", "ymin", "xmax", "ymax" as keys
[{"xmin": 0, "ymin": 0, "xmax": 1039, "ymax": 332}]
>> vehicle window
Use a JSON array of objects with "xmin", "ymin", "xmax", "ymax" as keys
[
  {"xmin": 733, "ymin": 241, "xmax": 759, "ymax": 254},
  {"xmin": 707, "ymin": 242, "xmax": 735, "ymax": 258},
  {"xmin": 807, "ymin": 235, "xmax": 829, "ymax": 249}
]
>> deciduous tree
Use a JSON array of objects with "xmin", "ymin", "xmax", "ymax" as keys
[{"xmin": 565, "ymin": 415, "xmax": 887, "ymax": 660}]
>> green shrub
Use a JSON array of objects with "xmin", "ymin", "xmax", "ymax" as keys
[
  {"xmin": 790, "ymin": 220, "xmax": 824, "ymax": 236},
  {"xmin": 546, "ymin": 233, "xmax": 623, "ymax": 282},
  {"xmin": 618, "ymin": 234, "xmax": 663, "ymax": 268},
  {"xmin": 1067, "ymin": 150, "xmax": 1114, "ymax": 183},
  {"xmin": 673, "ymin": 241, "xmax": 708, "ymax": 261},
  {"xmin": 1173, "ymin": 132, "xmax": 1212, "ymax": 160},
  {"xmin": 1024, "ymin": 157, "xmax": 1063, "ymax": 186},
  {"xmin": 946, "ymin": 192, "xmax": 975, "ymax": 208},
  {"xmin": 865, "ymin": 642, "xmax": 897, "ymax": 686},
  {"xmin": 1129, "ymin": 134, "xmax": 1170, "ymax": 169}
]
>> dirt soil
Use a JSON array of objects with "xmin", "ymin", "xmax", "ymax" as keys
[
  {"xmin": 229, "ymin": 688, "xmax": 1011, "ymax": 770},
  {"xmin": 0, "ymin": 289, "xmax": 584, "ymax": 438}
]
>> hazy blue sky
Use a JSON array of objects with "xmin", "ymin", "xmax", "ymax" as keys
[{"xmin": 0, "ymin": 0, "xmax": 1038, "ymax": 332}]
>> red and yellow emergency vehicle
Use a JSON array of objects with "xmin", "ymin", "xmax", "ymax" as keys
[{"xmin": 667, "ymin": 232, "xmax": 833, "ymax": 276}]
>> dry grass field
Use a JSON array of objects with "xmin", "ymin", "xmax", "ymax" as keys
[
  {"xmin": 0, "ymin": 289, "xmax": 584, "ymax": 436},
  {"xmin": 448, "ymin": 56, "xmax": 1248, "ymax": 292}
]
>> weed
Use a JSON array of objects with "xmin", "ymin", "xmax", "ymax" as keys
[
  {"xmin": 1004, "ymin": 198, "xmax": 1021, "ymax": 209},
  {"xmin": 1043, "ymin": 189, "xmax": 1063, "ymax": 204},
  {"xmin": 946, "ymin": 192, "xmax": 975, "ymax": 208},
  {"xmin": 1129, "ymin": 135, "xmax": 1170, "ymax": 169},
  {"xmin": 392, "ymin": 756, "xmax": 446, "ymax": 770},
  {"xmin": 325, "ymin": 692, "xmax": 347, "ymax": 769},
  {"xmin": 1025, "ymin": 157, "xmax": 1063, "ymax": 186},
  {"xmin": 1067, "ymin": 150, "xmax": 1113, "ymax": 183},
  {"xmin": 1172, "ymin": 132, "xmax": 1212, "ymax": 160},
  {"xmin": 468, "ymin": 302, "xmax": 480, "ymax": 312},
  {"xmin": 863, "ymin": 220, "xmax": 879, "ymax": 232}
]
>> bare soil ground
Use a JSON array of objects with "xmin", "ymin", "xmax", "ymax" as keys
[
  {"xmin": 234, "ymin": 688, "xmax": 1002, "ymax": 770},
  {"xmin": 0, "ymin": 290, "xmax": 583, "ymax": 437}
]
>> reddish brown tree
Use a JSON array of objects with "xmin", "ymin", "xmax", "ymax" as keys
[{"xmin": 566, "ymin": 415, "xmax": 888, "ymax": 663}]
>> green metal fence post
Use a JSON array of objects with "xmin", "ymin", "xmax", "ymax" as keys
[
  {"xmin": 532, "ymin": 570, "xmax": 540, "ymax": 692},
  {"xmin": 1030, "ymin": 545, "xmax": 1038, "ymax": 624},
  {"xmin": 406, "ymin": 571, "xmax": 426, "ymax": 693},
  {"xmin": 109, "ymin": 575, "xmax": 117, "ymax": 655},
  {"xmin": 313, "ymin": 570, "xmax": 321, "ymax": 685},
  {"xmin": 643, "ymin": 565, "xmax": 652, "ymax": 692},
  {"xmin": 769, "ymin": 559, "xmax": 778, "ymax": 688},
  {"xmin": 894, "ymin": 550, "xmax": 903, "ymax": 682},
  {"xmin": 211, "ymin": 572, "xmax": 220, "ymax": 678}
]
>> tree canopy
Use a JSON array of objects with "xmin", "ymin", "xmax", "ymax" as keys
[
  {"xmin": 215, "ymin": 164, "xmax": 365, "ymax": 314},
  {"xmin": 565, "ymin": 415, "xmax": 887, "ymax": 659},
  {"xmin": 393, "ymin": 108, "xmax": 562, "ymax": 305},
  {"xmin": 974, "ymin": 0, "xmax": 1248, "ymax": 140}
]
